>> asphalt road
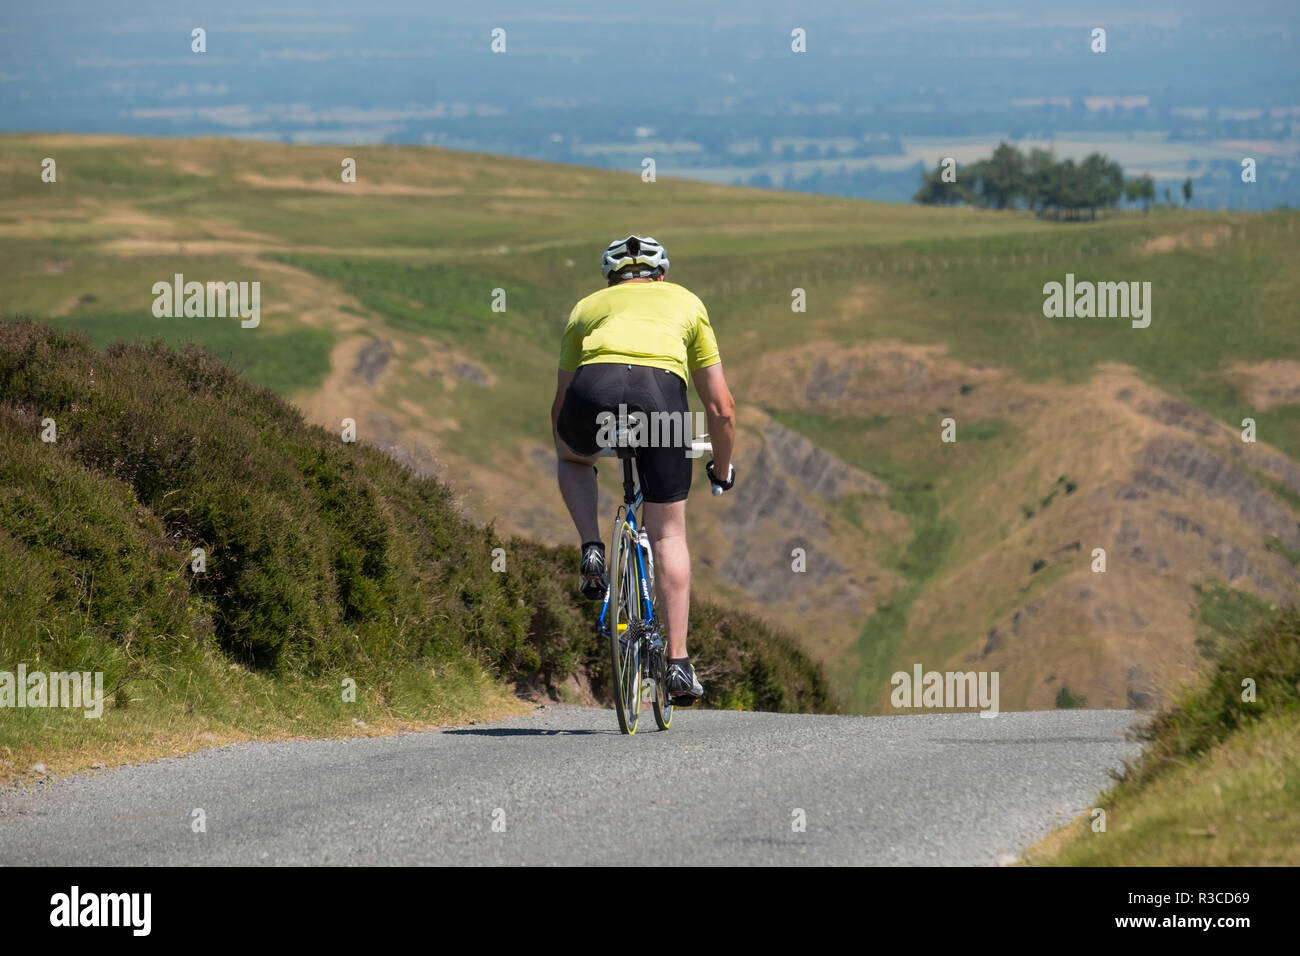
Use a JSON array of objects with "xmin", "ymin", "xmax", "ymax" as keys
[{"xmin": 0, "ymin": 706, "xmax": 1141, "ymax": 866}]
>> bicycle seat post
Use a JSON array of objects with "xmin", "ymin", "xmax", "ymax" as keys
[
  {"xmin": 611, "ymin": 425, "xmax": 638, "ymax": 504},
  {"xmin": 618, "ymin": 459, "xmax": 634, "ymax": 504}
]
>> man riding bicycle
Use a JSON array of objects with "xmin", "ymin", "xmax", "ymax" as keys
[{"xmin": 551, "ymin": 235, "xmax": 736, "ymax": 702}]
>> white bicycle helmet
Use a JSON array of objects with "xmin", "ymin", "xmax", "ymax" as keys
[{"xmin": 601, "ymin": 235, "xmax": 669, "ymax": 280}]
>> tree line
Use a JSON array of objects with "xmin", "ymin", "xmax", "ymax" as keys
[{"xmin": 914, "ymin": 142, "xmax": 1193, "ymax": 219}]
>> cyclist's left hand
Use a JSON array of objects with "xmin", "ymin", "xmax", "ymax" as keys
[{"xmin": 706, "ymin": 460, "xmax": 736, "ymax": 495}]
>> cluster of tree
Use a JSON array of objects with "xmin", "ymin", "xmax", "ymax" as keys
[{"xmin": 914, "ymin": 142, "xmax": 1192, "ymax": 219}]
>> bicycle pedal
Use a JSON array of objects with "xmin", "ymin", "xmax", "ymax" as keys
[{"xmin": 668, "ymin": 695, "xmax": 698, "ymax": 707}]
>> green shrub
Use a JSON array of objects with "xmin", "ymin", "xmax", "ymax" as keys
[
  {"xmin": 1124, "ymin": 605, "xmax": 1300, "ymax": 788},
  {"xmin": 1055, "ymin": 686, "xmax": 1087, "ymax": 708},
  {"xmin": 0, "ymin": 321, "xmax": 834, "ymax": 715}
]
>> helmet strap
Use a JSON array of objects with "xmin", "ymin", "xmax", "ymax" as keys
[{"xmin": 613, "ymin": 266, "xmax": 660, "ymax": 281}]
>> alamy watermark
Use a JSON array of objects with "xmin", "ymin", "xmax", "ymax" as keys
[
  {"xmin": 1042, "ymin": 273, "xmax": 1151, "ymax": 328},
  {"xmin": 50, "ymin": 886, "xmax": 151, "ymax": 936},
  {"xmin": 595, "ymin": 404, "xmax": 708, "ymax": 457},
  {"xmin": 151, "ymin": 273, "xmax": 260, "ymax": 328},
  {"xmin": 1, "ymin": 665, "xmax": 104, "ymax": 718},
  {"xmin": 890, "ymin": 663, "xmax": 1000, "ymax": 717}
]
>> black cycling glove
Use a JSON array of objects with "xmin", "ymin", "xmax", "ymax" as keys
[{"xmin": 706, "ymin": 459, "xmax": 736, "ymax": 493}]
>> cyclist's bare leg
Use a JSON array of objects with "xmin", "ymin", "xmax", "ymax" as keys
[
  {"xmin": 554, "ymin": 429, "xmax": 601, "ymax": 544},
  {"xmin": 643, "ymin": 499, "xmax": 689, "ymax": 659}
]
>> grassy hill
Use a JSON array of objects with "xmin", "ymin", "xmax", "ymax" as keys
[
  {"xmin": 0, "ymin": 322, "xmax": 830, "ymax": 781},
  {"xmin": 2, "ymin": 133, "xmax": 1298, "ymax": 717},
  {"xmin": 1026, "ymin": 605, "xmax": 1300, "ymax": 865}
]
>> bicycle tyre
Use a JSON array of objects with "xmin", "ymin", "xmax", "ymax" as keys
[
  {"xmin": 607, "ymin": 512, "xmax": 641, "ymax": 734},
  {"xmin": 652, "ymin": 665, "xmax": 674, "ymax": 730},
  {"xmin": 646, "ymin": 539, "xmax": 673, "ymax": 731}
]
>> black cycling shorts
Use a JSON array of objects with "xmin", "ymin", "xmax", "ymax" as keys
[{"xmin": 557, "ymin": 362, "xmax": 694, "ymax": 504}]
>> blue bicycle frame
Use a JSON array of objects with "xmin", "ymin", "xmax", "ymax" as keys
[{"xmin": 598, "ymin": 456, "xmax": 654, "ymax": 635}]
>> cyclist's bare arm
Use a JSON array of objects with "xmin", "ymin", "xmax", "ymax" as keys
[{"xmin": 691, "ymin": 362, "xmax": 735, "ymax": 475}]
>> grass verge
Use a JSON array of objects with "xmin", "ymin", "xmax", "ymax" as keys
[{"xmin": 1024, "ymin": 606, "xmax": 1300, "ymax": 865}]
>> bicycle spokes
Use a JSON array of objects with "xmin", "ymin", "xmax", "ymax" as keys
[{"xmin": 608, "ymin": 517, "xmax": 642, "ymax": 734}]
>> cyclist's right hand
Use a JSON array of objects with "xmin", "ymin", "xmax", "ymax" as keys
[{"xmin": 706, "ymin": 460, "xmax": 736, "ymax": 496}]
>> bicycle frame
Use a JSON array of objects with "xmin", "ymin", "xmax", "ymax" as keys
[
  {"xmin": 595, "ymin": 432, "xmax": 712, "ymax": 732},
  {"xmin": 598, "ymin": 455, "xmax": 653, "ymax": 635}
]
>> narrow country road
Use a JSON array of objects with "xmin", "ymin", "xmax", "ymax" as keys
[{"xmin": 0, "ymin": 706, "xmax": 1141, "ymax": 866}]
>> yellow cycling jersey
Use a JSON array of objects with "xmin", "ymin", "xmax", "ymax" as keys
[{"xmin": 558, "ymin": 280, "xmax": 720, "ymax": 385}]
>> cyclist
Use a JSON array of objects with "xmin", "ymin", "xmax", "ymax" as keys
[{"xmin": 551, "ymin": 235, "xmax": 736, "ymax": 702}]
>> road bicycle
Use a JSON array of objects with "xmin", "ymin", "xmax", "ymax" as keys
[{"xmin": 597, "ymin": 429, "xmax": 718, "ymax": 734}]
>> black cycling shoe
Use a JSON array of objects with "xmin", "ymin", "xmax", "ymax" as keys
[
  {"xmin": 579, "ymin": 541, "xmax": 608, "ymax": 600},
  {"xmin": 665, "ymin": 660, "xmax": 704, "ymax": 703}
]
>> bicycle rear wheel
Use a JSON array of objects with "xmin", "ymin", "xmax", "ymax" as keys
[
  {"xmin": 652, "ymin": 651, "xmax": 674, "ymax": 730},
  {"xmin": 644, "ymin": 540, "xmax": 673, "ymax": 731},
  {"xmin": 607, "ymin": 512, "xmax": 642, "ymax": 734}
]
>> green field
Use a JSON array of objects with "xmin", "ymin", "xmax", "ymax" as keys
[{"xmin": 2, "ymin": 133, "xmax": 1298, "ymax": 720}]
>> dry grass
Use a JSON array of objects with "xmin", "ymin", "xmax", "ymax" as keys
[
  {"xmin": 1024, "ymin": 710, "xmax": 1299, "ymax": 865},
  {"xmin": 1, "ymin": 683, "xmax": 529, "ymax": 790}
]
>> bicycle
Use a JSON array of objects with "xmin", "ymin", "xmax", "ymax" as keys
[{"xmin": 597, "ymin": 429, "xmax": 720, "ymax": 734}]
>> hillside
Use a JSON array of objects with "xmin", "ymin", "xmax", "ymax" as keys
[
  {"xmin": 2, "ymin": 133, "xmax": 1298, "ymax": 714},
  {"xmin": 1027, "ymin": 605, "xmax": 1300, "ymax": 865},
  {"xmin": 0, "ymin": 322, "xmax": 830, "ymax": 779}
]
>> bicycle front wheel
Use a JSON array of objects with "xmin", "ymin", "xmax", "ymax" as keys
[{"xmin": 607, "ymin": 513, "xmax": 642, "ymax": 735}]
